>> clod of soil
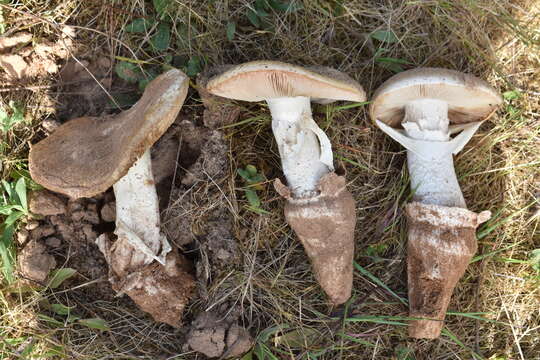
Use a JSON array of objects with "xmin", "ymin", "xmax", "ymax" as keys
[
  {"xmin": 18, "ymin": 240, "xmax": 56, "ymax": 283},
  {"xmin": 187, "ymin": 309, "xmax": 252, "ymax": 358},
  {"xmin": 0, "ymin": 26, "xmax": 75, "ymax": 83},
  {"xmin": 99, "ymin": 201, "xmax": 115, "ymax": 223},
  {"xmin": 163, "ymin": 120, "xmax": 239, "ymax": 273},
  {"xmin": 29, "ymin": 190, "xmax": 67, "ymax": 216},
  {"xmin": 47, "ymin": 197, "xmax": 113, "ymax": 298},
  {"xmin": 197, "ymin": 67, "xmax": 241, "ymax": 129},
  {"xmin": 97, "ymin": 236, "xmax": 196, "ymax": 327},
  {"xmin": 56, "ymin": 55, "xmax": 114, "ymax": 120}
]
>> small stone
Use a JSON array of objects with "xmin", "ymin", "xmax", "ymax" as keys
[
  {"xmin": 224, "ymin": 324, "xmax": 253, "ymax": 358},
  {"xmin": 83, "ymin": 207, "xmax": 100, "ymax": 225},
  {"xmin": 25, "ymin": 220, "xmax": 40, "ymax": 231},
  {"xmin": 29, "ymin": 190, "xmax": 67, "ymax": 216},
  {"xmin": 30, "ymin": 225, "xmax": 55, "ymax": 240},
  {"xmin": 100, "ymin": 202, "xmax": 115, "ymax": 222},
  {"xmin": 188, "ymin": 327, "xmax": 226, "ymax": 358},
  {"xmin": 67, "ymin": 199, "xmax": 85, "ymax": 213},
  {"xmin": 18, "ymin": 240, "xmax": 56, "ymax": 283},
  {"xmin": 45, "ymin": 237, "xmax": 61, "ymax": 248},
  {"xmin": 0, "ymin": 54, "xmax": 28, "ymax": 79},
  {"xmin": 82, "ymin": 224, "xmax": 97, "ymax": 241},
  {"xmin": 71, "ymin": 210, "xmax": 84, "ymax": 222},
  {"xmin": 96, "ymin": 56, "xmax": 111, "ymax": 69},
  {"xmin": 0, "ymin": 32, "xmax": 32, "ymax": 51},
  {"xmin": 16, "ymin": 229, "xmax": 29, "ymax": 245}
]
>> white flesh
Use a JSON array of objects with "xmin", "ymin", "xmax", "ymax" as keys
[
  {"xmin": 267, "ymin": 97, "xmax": 334, "ymax": 198},
  {"xmin": 113, "ymin": 149, "xmax": 171, "ymax": 266},
  {"xmin": 376, "ymin": 99, "xmax": 482, "ymax": 208}
]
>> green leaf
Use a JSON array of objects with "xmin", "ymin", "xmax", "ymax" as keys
[
  {"xmin": 254, "ymin": 0, "xmax": 270, "ymax": 16},
  {"xmin": 14, "ymin": 177, "xmax": 27, "ymax": 212},
  {"xmin": 246, "ymin": 165, "xmax": 258, "ymax": 177},
  {"xmin": 185, "ymin": 56, "xmax": 204, "ymax": 77},
  {"xmin": 0, "ymin": 101, "xmax": 25, "ymax": 132},
  {"xmin": 245, "ymin": 189, "xmax": 261, "ymax": 208},
  {"xmin": 37, "ymin": 314, "xmax": 64, "ymax": 327},
  {"xmin": 124, "ymin": 18, "xmax": 155, "ymax": 33},
  {"xmin": 78, "ymin": 318, "xmax": 110, "ymax": 331},
  {"xmin": 502, "ymin": 90, "xmax": 520, "ymax": 101},
  {"xmin": 354, "ymin": 262, "xmax": 408, "ymax": 305},
  {"xmin": 153, "ymin": 0, "xmax": 170, "ymax": 17},
  {"xmin": 3, "ymin": 179, "xmax": 14, "ymax": 198},
  {"xmin": 371, "ymin": 30, "xmax": 398, "ymax": 43},
  {"xmin": 249, "ymin": 174, "xmax": 265, "ymax": 184},
  {"xmin": 345, "ymin": 315, "xmax": 407, "ymax": 326},
  {"xmin": 138, "ymin": 69, "xmax": 159, "ymax": 91},
  {"xmin": 150, "ymin": 22, "xmax": 171, "ymax": 52},
  {"xmin": 395, "ymin": 346, "xmax": 415, "ymax": 360},
  {"xmin": 247, "ymin": 9, "xmax": 261, "ymax": 28},
  {"xmin": 0, "ymin": 225, "xmax": 15, "ymax": 284},
  {"xmin": 530, "ymin": 249, "xmax": 540, "ymax": 272},
  {"xmin": 51, "ymin": 303, "xmax": 75, "ymax": 316},
  {"xmin": 375, "ymin": 57, "xmax": 411, "ymax": 65},
  {"xmin": 365, "ymin": 243, "xmax": 388, "ymax": 257},
  {"xmin": 114, "ymin": 61, "xmax": 142, "ymax": 83},
  {"xmin": 4, "ymin": 211, "xmax": 24, "ymax": 228},
  {"xmin": 273, "ymin": 328, "xmax": 319, "ymax": 348},
  {"xmin": 241, "ymin": 351, "xmax": 254, "ymax": 360},
  {"xmin": 226, "ymin": 21, "xmax": 236, "ymax": 41},
  {"xmin": 237, "ymin": 168, "xmax": 252, "ymax": 181},
  {"xmin": 257, "ymin": 325, "xmax": 289, "ymax": 342},
  {"xmin": 48, "ymin": 268, "xmax": 77, "ymax": 288},
  {"xmin": 0, "ymin": 205, "xmax": 20, "ymax": 215},
  {"xmin": 267, "ymin": 0, "xmax": 304, "ymax": 12}
]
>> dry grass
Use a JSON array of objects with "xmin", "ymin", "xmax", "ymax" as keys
[{"xmin": 1, "ymin": 0, "xmax": 539, "ymax": 359}]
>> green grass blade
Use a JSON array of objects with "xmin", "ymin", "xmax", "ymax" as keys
[{"xmin": 354, "ymin": 262, "xmax": 408, "ymax": 305}]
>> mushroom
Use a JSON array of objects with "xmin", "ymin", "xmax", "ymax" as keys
[
  {"xmin": 370, "ymin": 68, "xmax": 502, "ymax": 338},
  {"xmin": 206, "ymin": 61, "xmax": 366, "ymax": 304},
  {"xmin": 29, "ymin": 69, "xmax": 195, "ymax": 326}
]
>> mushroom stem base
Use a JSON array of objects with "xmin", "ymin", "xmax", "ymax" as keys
[
  {"xmin": 275, "ymin": 173, "xmax": 356, "ymax": 305},
  {"xmin": 267, "ymin": 97, "xmax": 333, "ymax": 198},
  {"xmin": 406, "ymin": 202, "xmax": 490, "ymax": 339}
]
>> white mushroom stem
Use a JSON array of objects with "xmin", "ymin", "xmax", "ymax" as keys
[
  {"xmin": 113, "ymin": 149, "xmax": 171, "ymax": 266},
  {"xmin": 376, "ymin": 99, "xmax": 484, "ymax": 208},
  {"xmin": 266, "ymin": 96, "xmax": 334, "ymax": 198}
]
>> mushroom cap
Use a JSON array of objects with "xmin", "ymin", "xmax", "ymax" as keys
[
  {"xmin": 29, "ymin": 68, "xmax": 189, "ymax": 198},
  {"xmin": 370, "ymin": 68, "xmax": 502, "ymax": 127},
  {"xmin": 206, "ymin": 60, "xmax": 366, "ymax": 103}
]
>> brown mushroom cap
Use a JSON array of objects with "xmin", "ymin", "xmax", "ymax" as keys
[
  {"xmin": 206, "ymin": 60, "xmax": 366, "ymax": 103},
  {"xmin": 370, "ymin": 68, "xmax": 502, "ymax": 127},
  {"xmin": 29, "ymin": 69, "xmax": 189, "ymax": 198}
]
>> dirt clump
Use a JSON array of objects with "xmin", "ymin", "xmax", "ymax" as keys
[
  {"xmin": 28, "ymin": 189, "xmax": 67, "ymax": 216},
  {"xmin": 23, "ymin": 196, "xmax": 114, "ymax": 298},
  {"xmin": 100, "ymin": 201, "xmax": 115, "ymax": 223},
  {"xmin": 187, "ymin": 307, "xmax": 253, "ymax": 358},
  {"xmin": 0, "ymin": 26, "xmax": 75, "ymax": 83},
  {"xmin": 163, "ymin": 120, "xmax": 239, "ymax": 273},
  {"xmin": 18, "ymin": 240, "xmax": 56, "ymax": 283}
]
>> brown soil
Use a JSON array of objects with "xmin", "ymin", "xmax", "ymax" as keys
[
  {"xmin": 186, "ymin": 306, "xmax": 253, "ymax": 358},
  {"xmin": 0, "ymin": 27, "xmax": 74, "ymax": 83},
  {"xmin": 16, "ymin": 44, "xmax": 251, "ymax": 352}
]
